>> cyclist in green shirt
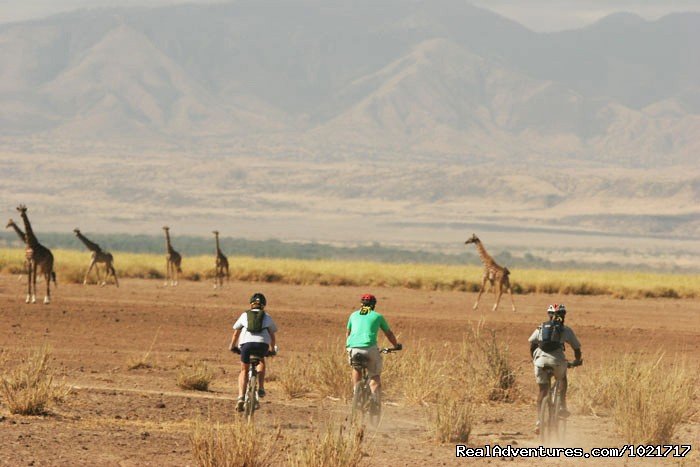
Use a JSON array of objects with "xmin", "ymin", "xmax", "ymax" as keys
[{"xmin": 346, "ymin": 293, "xmax": 401, "ymax": 400}]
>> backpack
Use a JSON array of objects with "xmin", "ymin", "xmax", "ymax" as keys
[
  {"xmin": 246, "ymin": 309, "xmax": 267, "ymax": 333},
  {"xmin": 538, "ymin": 320, "xmax": 563, "ymax": 352}
]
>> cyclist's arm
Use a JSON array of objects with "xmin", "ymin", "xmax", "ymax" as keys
[
  {"xmin": 229, "ymin": 328, "xmax": 242, "ymax": 350},
  {"xmin": 573, "ymin": 347, "xmax": 582, "ymax": 361},
  {"xmin": 530, "ymin": 341, "xmax": 538, "ymax": 358},
  {"xmin": 268, "ymin": 330, "xmax": 276, "ymax": 351},
  {"xmin": 383, "ymin": 329, "xmax": 399, "ymax": 348}
]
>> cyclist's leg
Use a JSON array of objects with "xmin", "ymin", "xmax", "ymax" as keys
[
  {"xmin": 366, "ymin": 347, "xmax": 383, "ymax": 395},
  {"xmin": 558, "ymin": 365, "xmax": 570, "ymax": 415},
  {"xmin": 534, "ymin": 358, "xmax": 552, "ymax": 428},
  {"xmin": 348, "ymin": 348, "xmax": 363, "ymax": 390}
]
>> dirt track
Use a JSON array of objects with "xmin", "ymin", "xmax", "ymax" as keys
[{"xmin": 0, "ymin": 275, "xmax": 698, "ymax": 466}]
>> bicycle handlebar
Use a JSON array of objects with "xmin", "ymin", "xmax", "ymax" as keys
[
  {"xmin": 381, "ymin": 346, "xmax": 402, "ymax": 354},
  {"xmin": 568, "ymin": 359, "xmax": 583, "ymax": 368}
]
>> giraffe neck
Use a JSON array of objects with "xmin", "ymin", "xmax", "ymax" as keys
[
  {"xmin": 76, "ymin": 231, "xmax": 101, "ymax": 252},
  {"xmin": 214, "ymin": 234, "xmax": 221, "ymax": 255},
  {"xmin": 165, "ymin": 231, "xmax": 173, "ymax": 252},
  {"xmin": 474, "ymin": 240, "xmax": 497, "ymax": 267},
  {"xmin": 19, "ymin": 212, "xmax": 39, "ymax": 247},
  {"xmin": 8, "ymin": 222, "xmax": 25, "ymax": 242}
]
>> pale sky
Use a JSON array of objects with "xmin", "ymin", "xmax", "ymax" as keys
[{"xmin": 1, "ymin": 0, "xmax": 699, "ymax": 31}]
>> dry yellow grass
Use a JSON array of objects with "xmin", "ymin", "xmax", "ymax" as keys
[
  {"xmin": 189, "ymin": 417, "xmax": 277, "ymax": 467},
  {"xmin": 0, "ymin": 346, "xmax": 69, "ymax": 415},
  {"xmin": 288, "ymin": 422, "xmax": 364, "ymax": 467},
  {"xmin": 1, "ymin": 248, "xmax": 698, "ymax": 298},
  {"xmin": 2, "ymin": 247, "xmax": 697, "ymax": 298},
  {"xmin": 570, "ymin": 352, "xmax": 696, "ymax": 444},
  {"xmin": 177, "ymin": 361, "xmax": 214, "ymax": 392}
]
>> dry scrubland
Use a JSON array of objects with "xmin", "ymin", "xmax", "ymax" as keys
[
  {"xmin": 1, "ymin": 248, "xmax": 699, "ymax": 299},
  {"xmin": 0, "ymin": 275, "xmax": 698, "ymax": 466}
]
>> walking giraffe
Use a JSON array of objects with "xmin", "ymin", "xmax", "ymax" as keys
[
  {"xmin": 212, "ymin": 230, "xmax": 229, "ymax": 289},
  {"xmin": 16, "ymin": 205, "xmax": 56, "ymax": 304},
  {"xmin": 163, "ymin": 226, "xmax": 182, "ymax": 286},
  {"xmin": 465, "ymin": 233, "xmax": 516, "ymax": 312},
  {"xmin": 74, "ymin": 229, "xmax": 119, "ymax": 287}
]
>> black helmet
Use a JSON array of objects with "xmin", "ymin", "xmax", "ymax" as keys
[{"xmin": 250, "ymin": 292, "xmax": 266, "ymax": 307}]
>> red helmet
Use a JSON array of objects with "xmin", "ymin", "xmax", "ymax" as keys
[{"xmin": 360, "ymin": 293, "xmax": 377, "ymax": 308}]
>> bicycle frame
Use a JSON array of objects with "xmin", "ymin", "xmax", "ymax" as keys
[{"xmin": 243, "ymin": 355, "xmax": 264, "ymax": 422}]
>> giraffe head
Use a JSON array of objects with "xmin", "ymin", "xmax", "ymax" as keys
[
  {"xmin": 465, "ymin": 233, "xmax": 480, "ymax": 245},
  {"xmin": 73, "ymin": 228, "xmax": 81, "ymax": 235},
  {"xmin": 5, "ymin": 219, "xmax": 16, "ymax": 229},
  {"xmin": 163, "ymin": 226, "xmax": 170, "ymax": 232},
  {"xmin": 212, "ymin": 230, "xmax": 219, "ymax": 236},
  {"xmin": 16, "ymin": 204, "xmax": 27, "ymax": 215}
]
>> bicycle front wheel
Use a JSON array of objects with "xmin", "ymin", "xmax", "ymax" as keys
[
  {"xmin": 245, "ymin": 374, "xmax": 258, "ymax": 422},
  {"xmin": 552, "ymin": 387, "xmax": 566, "ymax": 441}
]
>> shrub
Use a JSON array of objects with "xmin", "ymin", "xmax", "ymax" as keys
[
  {"xmin": 570, "ymin": 352, "xmax": 696, "ymax": 444},
  {"xmin": 177, "ymin": 361, "xmax": 214, "ymax": 391},
  {"xmin": 190, "ymin": 417, "xmax": 276, "ymax": 467},
  {"xmin": 288, "ymin": 423, "xmax": 364, "ymax": 467},
  {"xmin": 431, "ymin": 392, "xmax": 474, "ymax": 443},
  {"xmin": 278, "ymin": 355, "xmax": 311, "ymax": 399},
  {"xmin": 0, "ymin": 346, "xmax": 68, "ymax": 415}
]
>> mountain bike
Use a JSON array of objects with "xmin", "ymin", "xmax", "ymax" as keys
[
  {"xmin": 539, "ymin": 360, "xmax": 581, "ymax": 443},
  {"xmin": 350, "ymin": 346, "xmax": 401, "ymax": 426},
  {"xmin": 235, "ymin": 347, "xmax": 276, "ymax": 423}
]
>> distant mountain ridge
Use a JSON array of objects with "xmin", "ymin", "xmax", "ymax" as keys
[{"xmin": 0, "ymin": 0, "xmax": 698, "ymax": 165}]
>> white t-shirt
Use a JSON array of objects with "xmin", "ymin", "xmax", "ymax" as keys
[{"xmin": 233, "ymin": 309, "xmax": 277, "ymax": 346}]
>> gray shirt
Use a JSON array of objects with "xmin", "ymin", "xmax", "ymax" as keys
[{"xmin": 528, "ymin": 322, "xmax": 581, "ymax": 362}]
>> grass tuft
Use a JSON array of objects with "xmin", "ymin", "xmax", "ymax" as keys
[
  {"xmin": 177, "ymin": 361, "xmax": 214, "ymax": 391},
  {"xmin": 288, "ymin": 422, "xmax": 364, "ymax": 467},
  {"xmin": 190, "ymin": 417, "xmax": 277, "ymax": 467},
  {"xmin": 0, "ymin": 346, "xmax": 69, "ymax": 415}
]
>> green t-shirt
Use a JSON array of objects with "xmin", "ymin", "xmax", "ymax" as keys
[{"xmin": 346, "ymin": 309, "xmax": 390, "ymax": 348}]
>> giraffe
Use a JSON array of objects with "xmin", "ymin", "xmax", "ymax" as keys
[
  {"xmin": 163, "ymin": 226, "xmax": 182, "ymax": 286},
  {"xmin": 16, "ymin": 205, "xmax": 56, "ymax": 304},
  {"xmin": 212, "ymin": 230, "xmax": 230, "ymax": 289},
  {"xmin": 464, "ymin": 233, "xmax": 516, "ymax": 312},
  {"xmin": 6, "ymin": 219, "xmax": 29, "ymax": 281},
  {"xmin": 73, "ymin": 229, "xmax": 119, "ymax": 287}
]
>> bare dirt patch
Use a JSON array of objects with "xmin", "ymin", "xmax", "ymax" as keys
[{"xmin": 0, "ymin": 276, "xmax": 697, "ymax": 465}]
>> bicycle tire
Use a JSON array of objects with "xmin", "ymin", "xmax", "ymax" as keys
[
  {"xmin": 351, "ymin": 381, "xmax": 365, "ymax": 420},
  {"xmin": 368, "ymin": 389, "xmax": 381, "ymax": 427},
  {"xmin": 245, "ymin": 374, "xmax": 257, "ymax": 422},
  {"xmin": 539, "ymin": 391, "xmax": 553, "ymax": 443},
  {"xmin": 552, "ymin": 384, "xmax": 566, "ymax": 441}
]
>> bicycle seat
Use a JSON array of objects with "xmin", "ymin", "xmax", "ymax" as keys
[
  {"xmin": 350, "ymin": 353, "xmax": 369, "ymax": 368},
  {"xmin": 249, "ymin": 354, "xmax": 265, "ymax": 365}
]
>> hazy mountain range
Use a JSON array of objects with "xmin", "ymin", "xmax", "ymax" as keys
[
  {"xmin": 0, "ymin": 1, "xmax": 698, "ymax": 258},
  {"xmin": 1, "ymin": 0, "xmax": 698, "ymax": 163}
]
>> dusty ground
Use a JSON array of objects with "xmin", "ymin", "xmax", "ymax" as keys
[{"xmin": 0, "ymin": 275, "xmax": 697, "ymax": 466}]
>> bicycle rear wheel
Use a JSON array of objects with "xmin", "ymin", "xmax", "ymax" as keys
[
  {"xmin": 539, "ymin": 394, "xmax": 554, "ymax": 443},
  {"xmin": 368, "ymin": 390, "xmax": 381, "ymax": 427},
  {"xmin": 245, "ymin": 374, "xmax": 258, "ymax": 422},
  {"xmin": 552, "ymin": 387, "xmax": 566, "ymax": 441}
]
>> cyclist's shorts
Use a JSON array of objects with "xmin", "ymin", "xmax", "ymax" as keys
[
  {"xmin": 347, "ymin": 346, "xmax": 382, "ymax": 377},
  {"xmin": 533, "ymin": 355, "xmax": 566, "ymax": 385},
  {"xmin": 240, "ymin": 342, "xmax": 269, "ymax": 364}
]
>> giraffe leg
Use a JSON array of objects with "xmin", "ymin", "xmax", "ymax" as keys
[
  {"xmin": 164, "ymin": 260, "xmax": 170, "ymax": 286},
  {"xmin": 44, "ymin": 268, "xmax": 51, "ymax": 304},
  {"xmin": 110, "ymin": 263, "xmax": 119, "ymax": 288},
  {"xmin": 26, "ymin": 261, "xmax": 32, "ymax": 303},
  {"xmin": 473, "ymin": 275, "xmax": 488, "ymax": 310},
  {"xmin": 504, "ymin": 278, "xmax": 516, "ymax": 312},
  {"xmin": 84, "ymin": 259, "xmax": 97, "ymax": 285},
  {"xmin": 31, "ymin": 263, "xmax": 37, "ymax": 304},
  {"xmin": 492, "ymin": 282, "xmax": 503, "ymax": 312}
]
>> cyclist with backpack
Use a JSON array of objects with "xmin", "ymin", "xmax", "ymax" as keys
[
  {"xmin": 229, "ymin": 292, "xmax": 277, "ymax": 412},
  {"xmin": 346, "ymin": 294, "xmax": 402, "ymax": 404},
  {"xmin": 528, "ymin": 304, "xmax": 582, "ymax": 431}
]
